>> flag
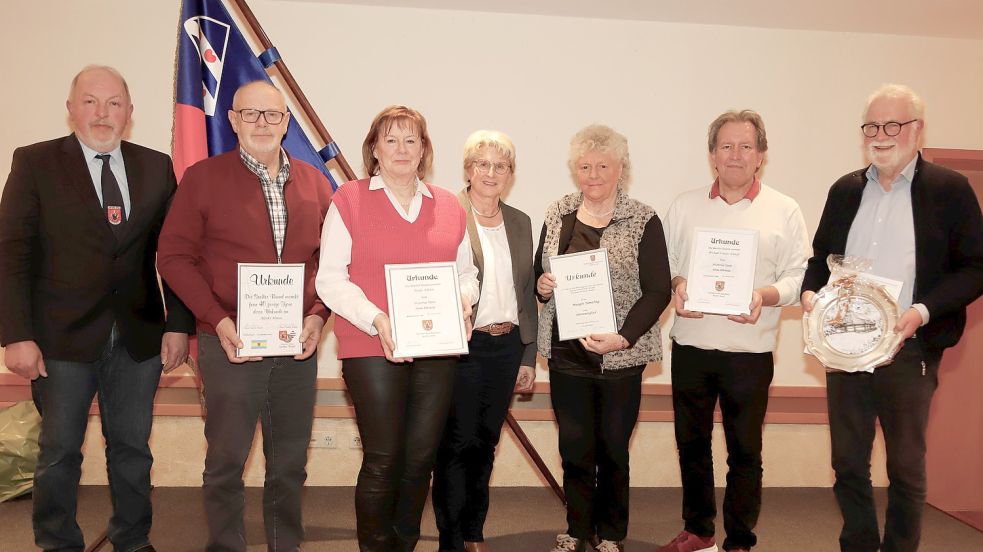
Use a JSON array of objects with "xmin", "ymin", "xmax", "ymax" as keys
[{"xmin": 173, "ymin": 0, "xmax": 338, "ymax": 187}]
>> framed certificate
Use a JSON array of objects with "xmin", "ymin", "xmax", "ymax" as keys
[
  {"xmin": 549, "ymin": 248, "xmax": 617, "ymax": 341},
  {"xmin": 236, "ymin": 263, "xmax": 305, "ymax": 357},
  {"xmin": 684, "ymin": 227, "xmax": 758, "ymax": 316},
  {"xmin": 385, "ymin": 262, "xmax": 469, "ymax": 358}
]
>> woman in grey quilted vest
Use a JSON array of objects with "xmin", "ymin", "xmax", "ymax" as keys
[{"xmin": 535, "ymin": 125, "xmax": 672, "ymax": 552}]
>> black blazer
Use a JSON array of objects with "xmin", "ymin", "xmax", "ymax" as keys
[
  {"xmin": 801, "ymin": 154, "xmax": 983, "ymax": 351},
  {"xmin": 458, "ymin": 188, "xmax": 538, "ymax": 366},
  {"xmin": 0, "ymin": 135, "xmax": 194, "ymax": 362}
]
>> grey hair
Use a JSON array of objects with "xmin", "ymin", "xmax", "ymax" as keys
[
  {"xmin": 568, "ymin": 124, "xmax": 631, "ymax": 183},
  {"xmin": 863, "ymin": 83, "xmax": 925, "ymax": 120},
  {"xmin": 68, "ymin": 65, "xmax": 130, "ymax": 101}
]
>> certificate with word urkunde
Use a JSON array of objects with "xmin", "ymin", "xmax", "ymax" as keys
[
  {"xmin": 549, "ymin": 248, "xmax": 617, "ymax": 341},
  {"xmin": 385, "ymin": 262, "xmax": 469, "ymax": 358},
  {"xmin": 236, "ymin": 263, "xmax": 305, "ymax": 357},
  {"xmin": 684, "ymin": 227, "xmax": 758, "ymax": 316}
]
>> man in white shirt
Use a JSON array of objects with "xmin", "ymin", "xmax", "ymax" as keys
[{"xmin": 657, "ymin": 110, "xmax": 810, "ymax": 552}]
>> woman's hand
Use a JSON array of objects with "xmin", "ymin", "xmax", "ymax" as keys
[
  {"xmin": 580, "ymin": 333, "xmax": 629, "ymax": 355},
  {"xmin": 373, "ymin": 313, "xmax": 412, "ymax": 363},
  {"xmin": 537, "ymin": 272, "xmax": 557, "ymax": 300},
  {"xmin": 514, "ymin": 365, "xmax": 535, "ymax": 392}
]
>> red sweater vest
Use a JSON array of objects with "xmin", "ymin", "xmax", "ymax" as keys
[{"xmin": 332, "ymin": 179, "xmax": 466, "ymax": 358}]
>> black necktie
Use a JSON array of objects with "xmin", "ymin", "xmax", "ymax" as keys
[{"xmin": 96, "ymin": 154, "xmax": 126, "ymax": 238}]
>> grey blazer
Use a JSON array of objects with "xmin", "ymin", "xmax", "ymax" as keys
[{"xmin": 458, "ymin": 188, "xmax": 538, "ymax": 366}]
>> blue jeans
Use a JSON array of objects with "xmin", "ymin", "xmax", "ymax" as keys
[{"xmin": 31, "ymin": 331, "xmax": 162, "ymax": 552}]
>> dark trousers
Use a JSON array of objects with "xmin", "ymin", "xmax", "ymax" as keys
[
  {"xmin": 198, "ymin": 333, "xmax": 316, "ymax": 552},
  {"xmin": 671, "ymin": 342, "xmax": 774, "ymax": 551},
  {"xmin": 826, "ymin": 340, "xmax": 940, "ymax": 552},
  {"xmin": 549, "ymin": 367, "xmax": 642, "ymax": 542},
  {"xmin": 433, "ymin": 328, "xmax": 523, "ymax": 550},
  {"xmin": 31, "ymin": 330, "xmax": 162, "ymax": 552},
  {"xmin": 343, "ymin": 356, "xmax": 457, "ymax": 552}
]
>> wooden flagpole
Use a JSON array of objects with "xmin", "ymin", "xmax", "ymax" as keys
[{"xmin": 230, "ymin": 0, "xmax": 358, "ymax": 182}]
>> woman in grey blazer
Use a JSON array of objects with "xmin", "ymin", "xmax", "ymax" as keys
[{"xmin": 432, "ymin": 130, "xmax": 538, "ymax": 552}]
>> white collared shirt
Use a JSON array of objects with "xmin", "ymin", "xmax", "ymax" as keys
[{"xmin": 315, "ymin": 176, "xmax": 480, "ymax": 335}]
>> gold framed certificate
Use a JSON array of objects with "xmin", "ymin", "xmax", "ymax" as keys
[
  {"xmin": 385, "ymin": 262, "xmax": 469, "ymax": 358},
  {"xmin": 236, "ymin": 263, "xmax": 305, "ymax": 357},
  {"xmin": 684, "ymin": 227, "xmax": 759, "ymax": 316},
  {"xmin": 548, "ymin": 248, "xmax": 617, "ymax": 341}
]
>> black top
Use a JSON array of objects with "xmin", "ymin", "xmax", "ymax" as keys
[{"xmin": 538, "ymin": 214, "xmax": 669, "ymax": 378}]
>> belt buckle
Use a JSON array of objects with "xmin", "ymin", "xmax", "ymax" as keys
[{"xmin": 489, "ymin": 322, "xmax": 511, "ymax": 336}]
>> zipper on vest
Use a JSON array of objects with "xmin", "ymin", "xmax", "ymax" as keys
[{"xmin": 921, "ymin": 360, "xmax": 926, "ymax": 376}]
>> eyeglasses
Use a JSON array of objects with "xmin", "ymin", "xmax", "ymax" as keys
[
  {"xmin": 235, "ymin": 109, "xmax": 286, "ymax": 125},
  {"xmin": 472, "ymin": 159, "xmax": 511, "ymax": 175},
  {"xmin": 860, "ymin": 119, "xmax": 918, "ymax": 138}
]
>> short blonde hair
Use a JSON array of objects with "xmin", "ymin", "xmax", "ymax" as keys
[
  {"xmin": 568, "ymin": 124, "xmax": 631, "ymax": 183},
  {"xmin": 361, "ymin": 105, "xmax": 433, "ymax": 180},
  {"xmin": 864, "ymin": 83, "xmax": 925, "ymax": 121},
  {"xmin": 462, "ymin": 130, "xmax": 516, "ymax": 182}
]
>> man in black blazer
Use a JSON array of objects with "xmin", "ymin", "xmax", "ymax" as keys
[
  {"xmin": 0, "ymin": 65, "xmax": 194, "ymax": 552},
  {"xmin": 801, "ymin": 84, "xmax": 983, "ymax": 552}
]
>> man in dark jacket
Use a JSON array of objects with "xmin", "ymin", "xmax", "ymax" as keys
[
  {"xmin": 801, "ymin": 84, "xmax": 983, "ymax": 552},
  {"xmin": 0, "ymin": 65, "xmax": 194, "ymax": 552}
]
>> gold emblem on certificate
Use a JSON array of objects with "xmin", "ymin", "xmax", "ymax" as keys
[{"xmin": 803, "ymin": 256, "xmax": 903, "ymax": 372}]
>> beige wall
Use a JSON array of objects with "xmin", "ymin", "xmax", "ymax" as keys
[
  {"xmin": 78, "ymin": 416, "xmax": 886, "ymax": 487},
  {"xmin": 1, "ymin": 0, "xmax": 979, "ymax": 486}
]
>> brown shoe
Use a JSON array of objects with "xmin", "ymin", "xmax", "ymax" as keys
[{"xmin": 464, "ymin": 542, "xmax": 489, "ymax": 552}]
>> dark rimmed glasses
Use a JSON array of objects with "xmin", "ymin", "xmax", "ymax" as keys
[
  {"xmin": 235, "ymin": 109, "xmax": 286, "ymax": 125},
  {"xmin": 861, "ymin": 119, "xmax": 917, "ymax": 138}
]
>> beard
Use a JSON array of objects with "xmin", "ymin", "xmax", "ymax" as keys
[
  {"xmin": 78, "ymin": 123, "xmax": 122, "ymax": 152},
  {"xmin": 866, "ymin": 140, "xmax": 917, "ymax": 177}
]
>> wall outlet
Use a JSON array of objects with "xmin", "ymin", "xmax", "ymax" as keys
[
  {"xmin": 350, "ymin": 434, "xmax": 362, "ymax": 449},
  {"xmin": 310, "ymin": 431, "xmax": 337, "ymax": 449}
]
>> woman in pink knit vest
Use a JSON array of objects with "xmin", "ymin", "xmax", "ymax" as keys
[{"xmin": 315, "ymin": 105, "xmax": 479, "ymax": 552}]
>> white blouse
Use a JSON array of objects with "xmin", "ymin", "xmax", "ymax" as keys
[
  {"xmin": 473, "ymin": 222, "xmax": 519, "ymax": 328},
  {"xmin": 314, "ymin": 176, "xmax": 480, "ymax": 335}
]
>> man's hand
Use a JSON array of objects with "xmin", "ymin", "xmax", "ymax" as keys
[
  {"xmin": 727, "ymin": 290, "xmax": 763, "ymax": 325},
  {"xmin": 373, "ymin": 313, "xmax": 411, "ymax": 363},
  {"xmin": 514, "ymin": 365, "xmax": 535, "ymax": 392},
  {"xmin": 672, "ymin": 278, "xmax": 703, "ymax": 319},
  {"xmin": 3, "ymin": 340, "xmax": 46, "ymax": 380},
  {"xmin": 294, "ymin": 315, "xmax": 325, "ymax": 360},
  {"xmin": 580, "ymin": 333, "xmax": 628, "ymax": 355},
  {"xmin": 160, "ymin": 332, "xmax": 190, "ymax": 373},
  {"xmin": 801, "ymin": 291, "xmax": 816, "ymax": 313},
  {"xmin": 537, "ymin": 272, "xmax": 557, "ymax": 300},
  {"xmin": 215, "ymin": 317, "xmax": 261, "ymax": 363},
  {"xmin": 895, "ymin": 307, "xmax": 923, "ymax": 340}
]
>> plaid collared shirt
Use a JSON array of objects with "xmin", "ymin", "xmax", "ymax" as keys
[{"xmin": 239, "ymin": 147, "xmax": 290, "ymax": 262}]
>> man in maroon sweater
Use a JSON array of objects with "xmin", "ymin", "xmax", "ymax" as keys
[{"xmin": 157, "ymin": 80, "xmax": 332, "ymax": 552}]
